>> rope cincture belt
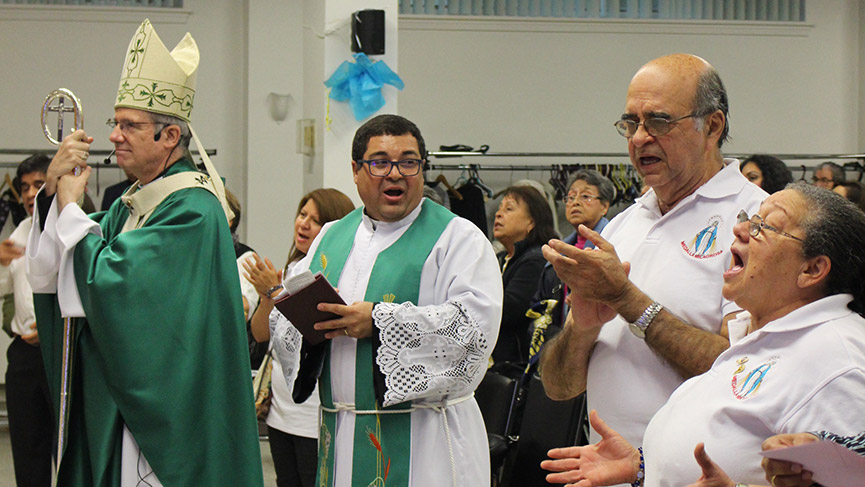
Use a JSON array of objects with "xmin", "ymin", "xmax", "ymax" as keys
[{"xmin": 320, "ymin": 393, "xmax": 475, "ymax": 487}]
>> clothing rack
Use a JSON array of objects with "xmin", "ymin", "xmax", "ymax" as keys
[
  {"xmin": 0, "ymin": 148, "xmax": 217, "ymax": 168},
  {"xmin": 427, "ymin": 163, "xmax": 606, "ymax": 172},
  {"xmin": 427, "ymin": 151, "xmax": 865, "ymax": 170}
]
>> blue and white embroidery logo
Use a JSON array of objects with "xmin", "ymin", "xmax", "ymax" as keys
[
  {"xmin": 730, "ymin": 356, "xmax": 778, "ymax": 400},
  {"xmin": 681, "ymin": 215, "xmax": 724, "ymax": 259}
]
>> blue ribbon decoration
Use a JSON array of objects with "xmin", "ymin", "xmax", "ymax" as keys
[{"xmin": 324, "ymin": 53, "xmax": 405, "ymax": 121}]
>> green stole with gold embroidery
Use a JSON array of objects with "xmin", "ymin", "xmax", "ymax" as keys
[{"xmin": 309, "ymin": 199, "xmax": 455, "ymax": 487}]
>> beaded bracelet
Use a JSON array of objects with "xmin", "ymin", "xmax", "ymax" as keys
[
  {"xmin": 265, "ymin": 283, "xmax": 284, "ymax": 297},
  {"xmin": 631, "ymin": 447, "xmax": 645, "ymax": 487}
]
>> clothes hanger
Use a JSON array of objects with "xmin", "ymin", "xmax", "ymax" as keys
[
  {"xmin": 455, "ymin": 167, "xmax": 469, "ymax": 187},
  {"xmin": 434, "ymin": 173, "xmax": 464, "ymax": 200},
  {"xmin": 468, "ymin": 165, "xmax": 494, "ymax": 198},
  {"xmin": 3, "ymin": 174, "xmax": 21, "ymax": 204},
  {"xmin": 626, "ymin": 165, "xmax": 642, "ymax": 202},
  {"xmin": 843, "ymin": 161, "xmax": 864, "ymax": 182},
  {"xmin": 798, "ymin": 165, "xmax": 807, "ymax": 182},
  {"xmin": 548, "ymin": 165, "xmax": 569, "ymax": 201}
]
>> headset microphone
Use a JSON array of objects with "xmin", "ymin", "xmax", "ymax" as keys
[{"xmin": 103, "ymin": 149, "xmax": 116, "ymax": 165}]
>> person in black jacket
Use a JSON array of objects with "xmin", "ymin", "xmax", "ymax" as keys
[
  {"xmin": 530, "ymin": 170, "xmax": 615, "ymax": 344},
  {"xmin": 492, "ymin": 185, "xmax": 557, "ymax": 366}
]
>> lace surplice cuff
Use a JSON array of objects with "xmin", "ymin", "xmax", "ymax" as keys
[
  {"xmin": 373, "ymin": 301, "xmax": 490, "ymax": 407},
  {"xmin": 270, "ymin": 308, "xmax": 303, "ymax": 388}
]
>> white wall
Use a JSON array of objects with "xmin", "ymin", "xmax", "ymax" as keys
[
  {"xmin": 2, "ymin": 1, "xmax": 861, "ymax": 250},
  {"xmin": 398, "ymin": 1, "xmax": 862, "ymax": 166}
]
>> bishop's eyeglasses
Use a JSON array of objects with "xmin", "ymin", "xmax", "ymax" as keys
[{"xmin": 106, "ymin": 118, "xmax": 162, "ymax": 134}]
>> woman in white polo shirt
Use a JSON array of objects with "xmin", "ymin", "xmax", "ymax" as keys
[{"xmin": 540, "ymin": 183, "xmax": 865, "ymax": 487}]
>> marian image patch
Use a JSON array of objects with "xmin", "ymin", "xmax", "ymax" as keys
[
  {"xmin": 681, "ymin": 215, "xmax": 725, "ymax": 259},
  {"xmin": 731, "ymin": 355, "xmax": 779, "ymax": 400}
]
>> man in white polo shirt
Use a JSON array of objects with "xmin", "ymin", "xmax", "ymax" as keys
[{"xmin": 539, "ymin": 53, "xmax": 767, "ymax": 455}]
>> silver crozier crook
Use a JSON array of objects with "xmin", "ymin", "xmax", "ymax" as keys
[
  {"xmin": 42, "ymin": 88, "xmax": 84, "ymax": 146},
  {"xmin": 41, "ymin": 87, "xmax": 84, "ymax": 477}
]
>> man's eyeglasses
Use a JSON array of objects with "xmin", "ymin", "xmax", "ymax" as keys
[
  {"xmin": 106, "ymin": 119, "xmax": 162, "ymax": 133},
  {"xmin": 811, "ymin": 176, "xmax": 834, "ymax": 185},
  {"xmin": 563, "ymin": 193, "xmax": 601, "ymax": 205},
  {"xmin": 613, "ymin": 113, "xmax": 699, "ymax": 138},
  {"xmin": 356, "ymin": 159, "xmax": 423, "ymax": 178},
  {"xmin": 736, "ymin": 210, "xmax": 804, "ymax": 243}
]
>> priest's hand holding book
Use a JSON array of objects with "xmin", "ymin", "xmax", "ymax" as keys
[{"xmin": 314, "ymin": 301, "xmax": 374, "ymax": 339}]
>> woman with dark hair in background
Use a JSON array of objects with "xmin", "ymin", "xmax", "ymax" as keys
[
  {"xmin": 491, "ymin": 185, "xmax": 558, "ymax": 366},
  {"xmin": 740, "ymin": 154, "xmax": 793, "ymax": 194},
  {"xmin": 244, "ymin": 188, "xmax": 354, "ymax": 487}
]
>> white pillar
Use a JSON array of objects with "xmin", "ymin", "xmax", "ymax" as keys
[
  {"xmin": 308, "ymin": 0, "xmax": 399, "ymax": 206},
  {"xmin": 245, "ymin": 0, "xmax": 398, "ymax": 261}
]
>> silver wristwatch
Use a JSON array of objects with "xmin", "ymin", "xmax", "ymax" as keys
[{"xmin": 628, "ymin": 302, "xmax": 663, "ymax": 339}]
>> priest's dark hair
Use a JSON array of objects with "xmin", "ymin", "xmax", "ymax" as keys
[{"xmin": 352, "ymin": 114, "xmax": 426, "ymax": 162}]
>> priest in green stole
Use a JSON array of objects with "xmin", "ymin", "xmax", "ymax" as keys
[
  {"xmin": 26, "ymin": 19, "xmax": 263, "ymax": 487},
  {"xmin": 269, "ymin": 115, "xmax": 503, "ymax": 487}
]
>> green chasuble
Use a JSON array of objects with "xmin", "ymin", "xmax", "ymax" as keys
[
  {"xmin": 34, "ymin": 158, "xmax": 263, "ymax": 487},
  {"xmin": 309, "ymin": 199, "xmax": 455, "ymax": 487}
]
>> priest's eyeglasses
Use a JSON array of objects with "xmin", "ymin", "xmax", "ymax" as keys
[
  {"xmin": 736, "ymin": 210, "xmax": 804, "ymax": 243},
  {"xmin": 106, "ymin": 119, "xmax": 161, "ymax": 133},
  {"xmin": 614, "ymin": 113, "xmax": 699, "ymax": 138},
  {"xmin": 357, "ymin": 159, "xmax": 424, "ymax": 177}
]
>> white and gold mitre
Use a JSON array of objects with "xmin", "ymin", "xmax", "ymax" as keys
[{"xmin": 115, "ymin": 19, "xmax": 198, "ymax": 122}]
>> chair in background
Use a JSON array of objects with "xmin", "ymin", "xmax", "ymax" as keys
[
  {"xmin": 500, "ymin": 371, "xmax": 588, "ymax": 487},
  {"xmin": 475, "ymin": 368, "xmax": 521, "ymax": 486}
]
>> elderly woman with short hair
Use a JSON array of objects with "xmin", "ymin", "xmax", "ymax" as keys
[
  {"xmin": 531, "ymin": 170, "xmax": 615, "ymax": 338},
  {"xmin": 541, "ymin": 183, "xmax": 865, "ymax": 487}
]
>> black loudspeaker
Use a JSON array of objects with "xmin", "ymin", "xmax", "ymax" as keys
[{"xmin": 351, "ymin": 9, "xmax": 385, "ymax": 55}]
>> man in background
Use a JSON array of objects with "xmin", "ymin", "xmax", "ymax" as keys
[
  {"xmin": 0, "ymin": 154, "xmax": 53, "ymax": 487},
  {"xmin": 812, "ymin": 161, "xmax": 845, "ymax": 189}
]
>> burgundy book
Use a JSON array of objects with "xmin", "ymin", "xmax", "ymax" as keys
[{"xmin": 273, "ymin": 272, "xmax": 345, "ymax": 345}]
